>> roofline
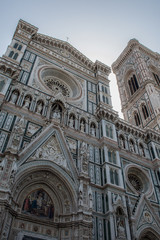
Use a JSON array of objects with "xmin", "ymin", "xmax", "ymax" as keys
[{"xmin": 112, "ymin": 39, "xmax": 160, "ymax": 73}]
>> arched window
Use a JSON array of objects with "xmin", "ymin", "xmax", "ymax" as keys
[
  {"xmin": 102, "ymin": 85, "xmax": 104, "ymax": 92},
  {"xmin": 8, "ymin": 51, "xmax": 14, "ymax": 58},
  {"xmin": 110, "ymin": 169, "xmax": 114, "ymax": 184},
  {"xmin": 105, "ymin": 194, "xmax": 109, "ymax": 211},
  {"xmin": 106, "ymin": 125, "xmax": 109, "ymax": 137},
  {"xmin": 128, "ymin": 74, "xmax": 139, "ymax": 95},
  {"xmin": 110, "ymin": 169, "xmax": 119, "ymax": 185},
  {"xmin": 109, "ymin": 126, "xmax": 113, "ymax": 138},
  {"xmin": 18, "ymin": 45, "xmax": 22, "ymax": 51},
  {"xmin": 156, "ymin": 147, "xmax": 160, "ymax": 159},
  {"xmin": 13, "ymin": 43, "xmax": 18, "ymax": 49},
  {"xmin": 104, "ymin": 168, "xmax": 107, "ymax": 184},
  {"xmin": 106, "ymin": 125, "xmax": 113, "ymax": 139},
  {"xmin": 106, "ymin": 97, "xmax": 109, "ymax": 104},
  {"xmin": 150, "ymin": 146, "xmax": 155, "ymax": 159},
  {"xmin": 102, "ymin": 95, "xmax": 105, "ymax": 103},
  {"xmin": 153, "ymin": 72, "xmax": 160, "ymax": 85},
  {"xmin": 105, "ymin": 87, "xmax": 108, "ymax": 94},
  {"xmin": 108, "ymin": 150, "xmax": 116, "ymax": 164},
  {"xmin": 134, "ymin": 112, "xmax": 141, "ymax": 126},
  {"xmin": 157, "ymin": 170, "xmax": 160, "ymax": 181},
  {"xmin": 142, "ymin": 104, "xmax": 149, "ymax": 119},
  {"xmin": 13, "ymin": 53, "xmax": 18, "ymax": 60},
  {"xmin": 115, "ymin": 171, "xmax": 119, "ymax": 185}
]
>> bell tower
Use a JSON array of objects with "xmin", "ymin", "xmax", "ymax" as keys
[{"xmin": 112, "ymin": 39, "xmax": 160, "ymax": 131}]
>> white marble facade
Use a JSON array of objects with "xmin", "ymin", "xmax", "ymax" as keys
[{"xmin": 0, "ymin": 20, "xmax": 160, "ymax": 240}]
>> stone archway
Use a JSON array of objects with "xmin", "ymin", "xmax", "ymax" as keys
[
  {"xmin": 8, "ymin": 163, "xmax": 79, "ymax": 240},
  {"xmin": 139, "ymin": 230, "xmax": 160, "ymax": 240}
]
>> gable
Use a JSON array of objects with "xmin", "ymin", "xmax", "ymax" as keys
[{"xmin": 18, "ymin": 124, "xmax": 78, "ymax": 182}]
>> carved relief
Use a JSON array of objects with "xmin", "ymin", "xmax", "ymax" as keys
[
  {"xmin": 25, "ymin": 122, "xmax": 41, "ymax": 137},
  {"xmin": 79, "ymin": 142, "xmax": 89, "ymax": 174},
  {"xmin": 30, "ymin": 135, "xmax": 68, "ymax": 169}
]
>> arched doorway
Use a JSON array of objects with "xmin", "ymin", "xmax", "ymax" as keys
[
  {"xmin": 139, "ymin": 230, "xmax": 160, "ymax": 240},
  {"xmin": 9, "ymin": 162, "xmax": 78, "ymax": 240}
]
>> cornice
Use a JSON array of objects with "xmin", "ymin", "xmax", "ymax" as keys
[
  {"xmin": 13, "ymin": 19, "xmax": 38, "ymax": 40},
  {"xmin": 32, "ymin": 33, "xmax": 111, "ymax": 75},
  {"xmin": 115, "ymin": 118, "xmax": 160, "ymax": 143},
  {"xmin": 115, "ymin": 118, "xmax": 146, "ymax": 139},
  {"xmin": 0, "ymin": 57, "xmax": 21, "ymax": 80},
  {"xmin": 96, "ymin": 103, "xmax": 118, "ymax": 122},
  {"xmin": 112, "ymin": 39, "xmax": 139, "ymax": 73},
  {"xmin": 112, "ymin": 39, "xmax": 160, "ymax": 73}
]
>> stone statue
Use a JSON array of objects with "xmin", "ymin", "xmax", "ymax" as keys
[
  {"xmin": 80, "ymin": 142, "xmax": 89, "ymax": 174},
  {"xmin": 23, "ymin": 96, "xmax": 31, "ymax": 109},
  {"xmin": 14, "ymin": 116, "xmax": 26, "ymax": 134},
  {"xmin": 90, "ymin": 124, "xmax": 96, "ymax": 136},
  {"xmin": 117, "ymin": 219, "xmax": 125, "ymax": 238},
  {"xmin": 69, "ymin": 115, "xmax": 75, "ymax": 128},
  {"xmin": 9, "ymin": 116, "xmax": 26, "ymax": 152},
  {"xmin": 88, "ymin": 187, "xmax": 93, "ymax": 210},
  {"xmin": 129, "ymin": 141, "xmax": 135, "ymax": 152},
  {"xmin": 119, "ymin": 137, "xmax": 125, "ymax": 148},
  {"xmin": 78, "ymin": 182, "xmax": 83, "ymax": 208},
  {"xmin": 10, "ymin": 91, "xmax": 18, "ymax": 104},
  {"xmin": 80, "ymin": 120, "xmax": 85, "ymax": 132},
  {"xmin": 139, "ymin": 145, "xmax": 145, "ymax": 157},
  {"xmin": 52, "ymin": 105, "xmax": 61, "ymax": 120},
  {"xmin": 9, "ymin": 162, "xmax": 17, "ymax": 186},
  {"xmin": 36, "ymin": 102, "xmax": 43, "ymax": 114}
]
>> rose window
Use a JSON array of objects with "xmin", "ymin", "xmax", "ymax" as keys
[
  {"xmin": 38, "ymin": 67, "xmax": 82, "ymax": 100},
  {"xmin": 128, "ymin": 174, "xmax": 143, "ymax": 192},
  {"xmin": 44, "ymin": 77, "xmax": 71, "ymax": 97}
]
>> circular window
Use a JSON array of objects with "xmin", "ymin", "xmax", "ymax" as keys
[
  {"xmin": 44, "ymin": 77, "xmax": 71, "ymax": 97},
  {"xmin": 126, "ymin": 166, "xmax": 151, "ymax": 194},
  {"xmin": 128, "ymin": 174, "xmax": 143, "ymax": 192},
  {"xmin": 38, "ymin": 67, "xmax": 82, "ymax": 100}
]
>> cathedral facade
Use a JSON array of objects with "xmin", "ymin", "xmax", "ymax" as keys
[{"xmin": 0, "ymin": 19, "xmax": 160, "ymax": 240}]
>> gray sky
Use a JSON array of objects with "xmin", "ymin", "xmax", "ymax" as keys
[{"xmin": 1, "ymin": 0, "xmax": 160, "ymax": 118}]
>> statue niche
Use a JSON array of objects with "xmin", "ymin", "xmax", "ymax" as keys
[
  {"xmin": 10, "ymin": 90, "xmax": 19, "ymax": 104},
  {"xmin": 69, "ymin": 114, "xmax": 75, "ymax": 128},
  {"xmin": 35, "ymin": 100, "xmax": 44, "ymax": 115},
  {"xmin": 90, "ymin": 122, "xmax": 96, "ymax": 136},
  {"xmin": 22, "ymin": 189, "xmax": 54, "ymax": 219},
  {"xmin": 51, "ymin": 103, "xmax": 62, "ymax": 121},
  {"xmin": 80, "ymin": 118, "xmax": 86, "ymax": 132},
  {"xmin": 116, "ymin": 207, "xmax": 126, "ymax": 239},
  {"xmin": 23, "ymin": 95, "xmax": 32, "ymax": 110}
]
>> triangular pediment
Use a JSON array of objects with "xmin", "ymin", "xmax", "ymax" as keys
[
  {"xmin": 135, "ymin": 196, "xmax": 160, "ymax": 231},
  {"xmin": 32, "ymin": 34, "xmax": 94, "ymax": 70},
  {"xmin": 27, "ymin": 134, "xmax": 68, "ymax": 170},
  {"xmin": 18, "ymin": 124, "xmax": 78, "ymax": 181}
]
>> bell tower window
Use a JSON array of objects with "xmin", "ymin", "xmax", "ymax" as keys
[
  {"xmin": 128, "ymin": 74, "xmax": 139, "ymax": 95},
  {"xmin": 134, "ymin": 112, "xmax": 141, "ymax": 126},
  {"xmin": 142, "ymin": 104, "xmax": 149, "ymax": 120},
  {"xmin": 153, "ymin": 72, "xmax": 160, "ymax": 85}
]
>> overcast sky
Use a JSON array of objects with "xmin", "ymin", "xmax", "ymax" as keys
[{"xmin": 1, "ymin": 0, "xmax": 160, "ymax": 118}]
